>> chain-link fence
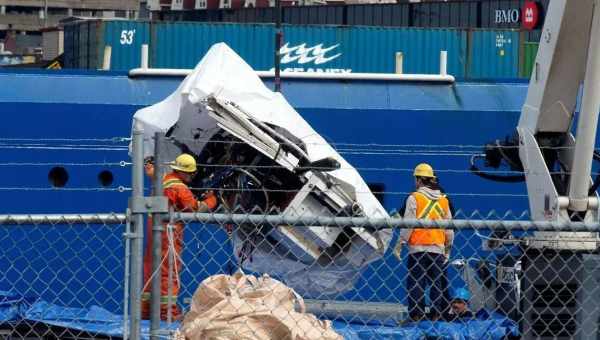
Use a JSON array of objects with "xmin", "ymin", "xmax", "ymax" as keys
[
  {"xmin": 2, "ymin": 210, "xmax": 599, "ymax": 339},
  {"xmin": 1, "ymin": 128, "xmax": 600, "ymax": 340},
  {"xmin": 0, "ymin": 214, "xmax": 127, "ymax": 340},
  {"xmin": 140, "ymin": 211, "xmax": 598, "ymax": 340}
]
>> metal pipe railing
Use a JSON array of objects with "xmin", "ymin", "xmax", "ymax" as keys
[{"xmin": 129, "ymin": 68, "xmax": 455, "ymax": 82}]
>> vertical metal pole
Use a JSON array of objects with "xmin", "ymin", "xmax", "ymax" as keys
[
  {"xmin": 440, "ymin": 50, "xmax": 447, "ymax": 76},
  {"xmin": 102, "ymin": 45, "xmax": 112, "ymax": 71},
  {"xmin": 395, "ymin": 52, "xmax": 403, "ymax": 74},
  {"xmin": 130, "ymin": 122, "xmax": 145, "ymax": 340},
  {"xmin": 274, "ymin": 0, "xmax": 282, "ymax": 92},
  {"xmin": 568, "ymin": 2, "xmax": 600, "ymax": 212},
  {"xmin": 150, "ymin": 132, "xmax": 165, "ymax": 340},
  {"xmin": 141, "ymin": 44, "xmax": 149, "ymax": 69},
  {"xmin": 123, "ymin": 208, "xmax": 131, "ymax": 340},
  {"xmin": 44, "ymin": 0, "xmax": 48, "ymax": 28},
  {"xmin": 166, "ymin": 208, "xmax": 174, "ymax": 324}
]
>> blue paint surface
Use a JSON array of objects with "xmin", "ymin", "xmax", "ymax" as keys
[
  {"xmin": 0, "ymin": 70, "xmax": 540, "ymax": 312},
  {"xmin": 468, "ymin": 30, "xmax": 520, "ymax": 78}
]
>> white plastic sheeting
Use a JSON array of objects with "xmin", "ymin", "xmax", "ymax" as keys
[{"xmin": 131, "ymin": 43, "xmax": 392, "ymax": 296}]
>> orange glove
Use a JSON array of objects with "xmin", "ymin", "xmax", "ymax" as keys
[{"xmin": 201, "ymin": 191, "xmax": 218, "ymax": 211}]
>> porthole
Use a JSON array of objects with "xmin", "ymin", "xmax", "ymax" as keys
[
  {"xmin": 98, "ymin": 170, "xmax": 114, "ymax": 187},
  {"xmin": 48, "ymin": 167, "xmax": 69, "ymax": 188}
]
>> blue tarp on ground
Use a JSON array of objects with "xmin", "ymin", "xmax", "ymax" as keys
[
  {"xmin": 333, "ymin": 312, "xmax": 519, "ymax": 340},
  {"xmin": 0, "ymin": 291, "xmax": 177, "ymax": 339},
  {"xmin": 1, "ymin": 292, "xmax": 518, "ymax": 340}
]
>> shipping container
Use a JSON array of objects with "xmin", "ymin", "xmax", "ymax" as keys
[
  {"xmin": 338, "ymin": 26, "xmax": 466, "ymax": 75},
  {"xmin": 223, "ymin": 7, "xmax": 277, "ymax": 23},
  {"xmin": 468, "ymin": 29, "xmax": 520, "ymax": 78},
  {"xmin": 345, "ymin": 4, "xmax": 408, "ymax": 26},
  {"xmin": 284, "ymin": 5, "xmax": 345, "ymax": 25},
  {"xmin": 409, "ymin": 1, "xmax": 477, "ymax": 28},
  {"xmin": 519, "ymin": 41, "xmax": 538, "ymax": 78},
  {"xmin": 524, "ymin": 29, "xmax": 542, "ymax": 43},
  {"xmin": 151, "ymin": 22, "xmax": 274, "ymax": 69},
  {"xmin": 100, "ymin": 20, "xmax": 151, "ymax": 70},
  {"xmin": 64, "ymin": 20, "xmax": 100, "ymax": 69},
  {"xmin": 151, "ymin": 22, "xmax": 467, "ymax": 75},
  {"xmin": 64, "ymin": 20, "xmax": 150, "ymax": 70},
  {"xmin": 155, "ymin": 9, "xmax": 225, "ymax": 21},
  {"xmin": 64, "ymin": 20, "xmax": 530, "ymax": 79},
  {"xmin": 156, "ymin": 0, "xmax": 548, "ymax": 30}
]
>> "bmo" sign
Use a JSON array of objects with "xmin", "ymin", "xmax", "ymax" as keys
[
  {"xmin": 495, "ymin": 8, "xmax": 520, "ymax": 25},
  {"xmin": 494, "ymin": 1, "xmax": 540, "ymax": 30}
]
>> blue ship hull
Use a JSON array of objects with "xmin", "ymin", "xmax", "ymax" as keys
[{"xmin": 0, "ymin": 70, "xmax": 533, "ymax": 314}]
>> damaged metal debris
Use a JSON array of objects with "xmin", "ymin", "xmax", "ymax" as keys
[{"xmin": 170, "ymin": 96, "xmax": 385, "ymax": 264}]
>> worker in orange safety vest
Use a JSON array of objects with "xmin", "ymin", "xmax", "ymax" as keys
[
  {"xmin": 141, "ymin": 153, "xmax": 218, "ymax": 320},
  {"xmin": 394, "ymin": 163, "xmax": 454, "ymax": 321}
]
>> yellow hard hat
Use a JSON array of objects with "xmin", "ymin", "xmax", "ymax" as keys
[
  {"xmin": 414, "ymin": 163, "xmax": 435, "ymax": 178},
  {"xmin": 170, "ymin": 153, "xmax": 197, "ymax": 173}
]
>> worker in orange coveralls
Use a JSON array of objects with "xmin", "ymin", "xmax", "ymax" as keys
[{"xmin": 141, "ymin": 153, "xmax": 218, "ymax": 320}]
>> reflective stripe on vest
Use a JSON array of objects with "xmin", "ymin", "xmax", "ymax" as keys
[
  {"xmin": 141, "ymin": 292, "xmax": 178, "ymax": 304},
  {"xmin": 408, "ymin": 192, "xmax": 449, "ymax": 247},
  {"xmin": 162, "ymin": 178, "xmax": 184, "ymax": 189}
]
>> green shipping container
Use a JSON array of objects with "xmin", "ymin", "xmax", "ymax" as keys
[{"xmin": 520, "ymin": 42, "xmax": 539, "ymax": 78}]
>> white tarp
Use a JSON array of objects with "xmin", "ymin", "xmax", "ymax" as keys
[{"xmin": 131, "ymin": 43, "xmax": 392, "ymax": 296}]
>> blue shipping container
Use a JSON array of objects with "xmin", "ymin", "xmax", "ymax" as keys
[
  {"xmin": 102, "ymin": 20, "xmax": 151, "ymax": 71},
  {"xmin": 152, "ymin": 23, "xmax": 468, "ymax": 76},
  {"xmin": 64, "ymin": 20, "xmax": 523, "ymax": 79},
  {"xmin": 151, "ymin": 22, "xmax": 274, "ymax": 70},
  {"xmin": 64, "ymin": 20, "xmax": 150, "ymax": 70},
  {"xmin": 468, "ymin": 29, "xmax": 520, "ymax": 78}
]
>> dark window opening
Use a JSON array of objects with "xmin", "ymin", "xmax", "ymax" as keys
[
  {"xmin": 98, "ymin": 170, "xmax": 114, "ymax": 187},
  {"xmin": 48, "ymin": 167, "xmax": 68, "ymax": 187},
  {"xmin": 368, "ymin": 183, "xmax": 385, "ymax": 205}
]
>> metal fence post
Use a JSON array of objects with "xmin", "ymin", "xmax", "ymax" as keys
[
  {"xmin": 274, "ymin": 0, "xmax": 282, "ymax": 92},
  {"xmin": 129, "ymin": 122, "xmax": 145, "ymax": 340},
  {"xmin": 151, "ymin": 132, "xmax": 165, "ymax": 339},
  {"xmin": 123, "ymin": 208, "xmax": 132, "ymax": 340}
]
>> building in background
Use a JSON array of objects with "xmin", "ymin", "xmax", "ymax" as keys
[{"xmin": 41, "ymin": 26, "xmax": 63, "ymax": 60}]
